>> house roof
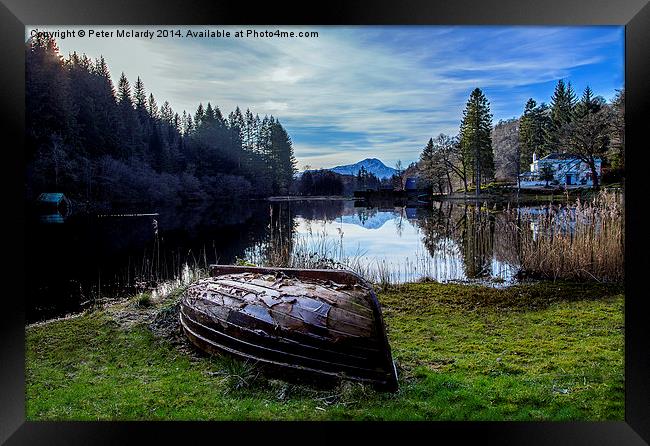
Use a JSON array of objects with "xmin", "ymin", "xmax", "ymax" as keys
[
  {"xmin": 540, "ymin": 153, "xmax": 577, "ymax": 160},
  {"xmin": 539, "ymin": 153, "xmax": 601, "ymax": 161},
  {"xmin": 38, "ymin": 193, "xmax": 69, "ymax": 204}
]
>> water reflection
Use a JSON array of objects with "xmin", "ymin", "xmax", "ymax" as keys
[
  {"xmin": 27, "ymin": 199, "xmax": 545, "ymax": 322},
  {"xmin": 249, "ymin": 200, "xmax": 521, "ymax": 284},
  {"xmin": 39, "ymin": 213, "xmax": 66, "ymax": 224},
  {"xmin": 26, "ymin": 201, "xmax": 272, "ymax": 322}
]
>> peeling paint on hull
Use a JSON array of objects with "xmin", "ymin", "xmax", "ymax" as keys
[{"xmin": 180, "ymin": 265, "xmax": 398, "ymax": 391}]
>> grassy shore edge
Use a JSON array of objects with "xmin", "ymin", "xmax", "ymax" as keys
[{"xmin": 26, "ymin": 281, "xmax": 624, "ymax": 421}]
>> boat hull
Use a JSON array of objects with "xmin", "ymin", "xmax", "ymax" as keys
[{"xmin": 179, "ymin": 265, "xmax": 398, "ymax": 391}]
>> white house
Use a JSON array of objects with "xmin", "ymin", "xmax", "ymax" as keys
[{"xmin": 519, "ymin": 152, "xmax": 601, "ymax": 187}]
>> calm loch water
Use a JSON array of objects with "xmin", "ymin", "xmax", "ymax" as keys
[{"xmin": 27, "ymin": 199, "xmax": 538, "ymax": 322}]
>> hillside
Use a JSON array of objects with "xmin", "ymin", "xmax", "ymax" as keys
[{"xmin": 330, "ymin": 158, "xmax": 398, "ymax": 179}]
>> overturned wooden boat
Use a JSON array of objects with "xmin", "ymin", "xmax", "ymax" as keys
[{"xmin": 179, "ymin": 265, "xmax": 398, "ymax": 391}]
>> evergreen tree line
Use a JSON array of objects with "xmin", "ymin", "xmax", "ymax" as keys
[
  {"xmin": 296, "ymin": 170, "xmax": 345, "ymax": 196},
  {"xmin": 418, "ymin": 88, "xmax": 493, "ymax": 196},
  {"xmin": 518, "ymin": 80, "xmax": 624, "ymax": 188},
  {"xmin": 355, "ymin": 166, "xmax": 383, "ymax": 191},
  {"xmin": 418, "ymin": 81, "xmax": 624, "ymax": 193},
  {"xmin": 26, "ymin": 36, "xmax": 297, "ymax": 208},
  {"xmin": 295, "ymin": 165, "xmax": 392, "ymax": 196}
]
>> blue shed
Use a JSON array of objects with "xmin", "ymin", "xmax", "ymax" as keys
[
  {"xmin": 405, "ymin": 207, "xmax": 417, "ymax": 219},
  {"xmin": 37, "ymin": 193, "xmax": 71, "ymax": 212},
  {"xmin": 405, "ymin": 177, "xmax": 417, "ymax": 190}
]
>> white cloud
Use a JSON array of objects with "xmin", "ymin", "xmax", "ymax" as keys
[{"xmin": 32, "ymin": 25, "xmax": 623, "ymax": 168}]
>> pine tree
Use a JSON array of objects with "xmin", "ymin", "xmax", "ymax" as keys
[
  {"xmin": 356, "ymin": 165, "xmax": 368, "ymax": 190},
  {"xmin": 91, "ymin": 56, "xmax": 119, "ymax": 155},
  {"xmin": 229, "ymin": 106, "xmax": 253, "ymax": 173},
  {"xmin": 194, "ymin": 103, "xmax": 205, "ymax": 129},
  {"xmin": 147, "ymin": 93, "xmax": 159, "ymax": 119},
  {"xmin": 67, "ymin": 51, "xmax": 95, "ymax": 151},
  {"xmin": 244, "ymin": 108, "xmax": 256, "ymax": 152},
  {"xmin": 133, "ymin": 77, "xmax": 150, "ymax": 137},
  {"xmin": 26, "ymin": 35, "xmax": 76, "ymax": 158},
  {"xmin": 173, "ymin": 113, "xmax": 181, "ymax": 132},
  {"xmin": 80, "ymin": 53, "xmax": 91, "ymax": 70},
  {"xmin": 25, "ymin": 36, "xmax": 302, "ymax": 203},
  {"xmin": 25, "ymin": 35, "xmax": 79, "ymax": 195},
  {"xmin": 608, "ymin": 89, "xmax": 625, "ymax": 170},
  {"xmin": 268, "ymin": 120, "xmax": 297, "ymax": 195},
  {"xmin": 561, "ymin": 88, "xmax": 609, "ymax": 189},
  {"xmin": 204, "ymin": 102, "xmax": 215, "ymax": 125},
  {"xmin": 519, "ymin": 99, "xmax": 551, "ymax": 171},
  {"xmin": 182, "ymin": 111, "xmax": 194, "ymax": 136},
  {"xmin": 519, "ymin": 99, "xmax": 537, "ymax": 169},
  {"xmin": 418, "ymin": 138, "xmax": 437, "ymax": 187},
  {"xmin": 133, "ymin": 77, "xmax": 147, "ymax": 113},
  {"xmin": 229, "ymin": 106, "xmax": 245, "ymax": 133},
  {"xmin": 550, "ymin": 80, "xmax": 569, "ymax": 124},
  {"xmin": 459, "ymin": 88, "xmax": 493, "ymax": 196},
  {"xmin": 93, "ymin": 57, "xmax": 115, "ymax": 98},
  {"xmin": 566, "ymin": 81, "xmax": 578, "ymax": 108},
  {"xmin": 115, "ymin": 72, "xmax": 145, "ymax": 159},
  {"xmin": 254, "ymin": 114, "xmax": 262, "ymax": 154},
  {"xmin": 547, "ymin": 79, "xmax": 577, "ymax": 152},
  {"xmin": 574, "ymin": 86, "xmax": 603, "ymax": 118},
  {"xmin": 160, "ymin": 101, "xmax": 174, "ymax": 124},
  {"xmin": 214, "ymin": 105, "xmax": 225, "ymax": 127},
  {"xmin": 116, "ymin": 72, "xmax": 133, "ymax": 108}
]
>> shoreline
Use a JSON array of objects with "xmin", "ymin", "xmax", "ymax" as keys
[
  {"xmin": 27, "ymin": 271, "xmax": 622, "ymax": 326},
  {"xmin": 25, "ymin": 279, "xmax": 624, "ymax": 421},
  {"xmin": 267, "ymin": 195, "xmax": 356, "ymax": 201}
]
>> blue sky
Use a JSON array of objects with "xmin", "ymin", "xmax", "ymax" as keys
[{"xmin": 27, "ymin": 25, "xmax": 624, "ymax": 169}]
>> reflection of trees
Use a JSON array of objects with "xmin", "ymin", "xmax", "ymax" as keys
[
  {"xmin": 257, "ymin": 201, "xmax": 348, "ymax": 265},
  {"xmin": 394, "ymin": 206, "xmax": 405, "ymax": 237},
  {"xmin": 414, "ymin": 201, "xmax": 454, "ymax": 255},
  {"xmin": 258, "ymin": 199, "xmax": 523, "ymax": 280},
  {"xmin": 459, "ymin": 206, "xmax": 494, "ymax": 279},
  {"xmin": 356, "ymin": 207, "xmax": 378, "ymax": 226},
  {"xmin": 412, "ymin": 201, "xmax": 521, "ymax": 280},
  {"xmin": 27, "ymin": 201, "xmax": 274, "ymax": 322},
  {"xmin": 292, "ymin": 200, "xmax": 346, "ymax": 222}
]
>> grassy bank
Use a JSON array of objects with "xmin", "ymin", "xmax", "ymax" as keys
[{"xmin": 26, "ymin": 281, "xmax": 624, "ymax": 421}]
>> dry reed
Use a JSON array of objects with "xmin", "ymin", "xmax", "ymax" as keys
[{"xmin": 515, "ymin": 190, "xmax": 624, "ymax": 282}]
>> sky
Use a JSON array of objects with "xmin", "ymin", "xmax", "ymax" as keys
[{"xmin": 26, "ymin": 25, "xmax": 624, "ymax": 169}]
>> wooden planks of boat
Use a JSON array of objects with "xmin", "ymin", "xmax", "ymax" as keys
[{"xmin": 179, "ymin": 265, "xmax": 398, "ymax": 391}]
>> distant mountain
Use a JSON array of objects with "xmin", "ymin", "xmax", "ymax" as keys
[
  {"xmin": 340, "ymin": 212, "xmax": 395, "ymax": 229},
  {"xmin": 330, "ymin": 158, "xmax": 397, "ymax": 180}
]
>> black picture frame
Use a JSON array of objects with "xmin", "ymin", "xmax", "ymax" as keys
[{"xmin": 1, "ymin": 0, "xmax": 648, "ymax": 444}]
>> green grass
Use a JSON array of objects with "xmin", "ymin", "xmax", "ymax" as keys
[{"xmin": 26, "ymin": 281, "xmax": 624, "ymax": 421}]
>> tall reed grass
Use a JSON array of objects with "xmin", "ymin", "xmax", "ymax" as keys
[
  {"xmin": 247, "ymin": 192, "xmax": 624, "ymax": 286},
  {"xmin": 244, "ymin": 220, "xmax": 515, "ymax": 289},
  {"xmin": 88, "ymin": 222, "xmax": 212, "ymax": 309},
  {"xmin": 514, "ymin": 190, "xmax": 624, "ymax": 282}
]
